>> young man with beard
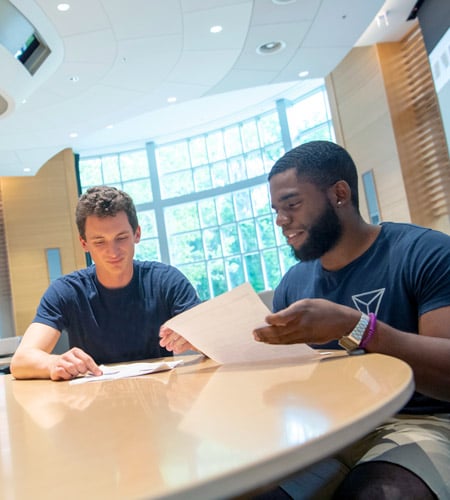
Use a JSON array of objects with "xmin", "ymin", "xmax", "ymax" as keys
[
  {"xmin": 253, "ymin": 141, "xmax": 450, "ymax": 499},
  {"xmin": 11, "ymin": 186, "xmax": 199, "ymax": 381}
]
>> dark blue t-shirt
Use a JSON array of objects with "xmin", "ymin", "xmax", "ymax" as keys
[
  {"xmin": 273, "ymin": 222, "xmax": 450, "ymax": 414},
  {"xmin": 33, "ymin": 260, "xmax": 200, "ymax": 364}
]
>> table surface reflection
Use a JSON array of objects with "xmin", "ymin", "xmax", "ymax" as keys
[{"xmin": 0, "ymin": 352, "xmax": 414, "ymax": 500}]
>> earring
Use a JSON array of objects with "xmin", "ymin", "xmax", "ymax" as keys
[{"xmin": 337, "ymin": 201, "xmax": 342, "ymax": 206}]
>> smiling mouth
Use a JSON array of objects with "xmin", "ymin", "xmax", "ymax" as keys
[{"xmin": 284, "ymin": 230, "xmax": 305, "ymax": 245}]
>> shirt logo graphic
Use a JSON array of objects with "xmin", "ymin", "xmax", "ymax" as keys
[{"xmin": 352, "ymin": 289, "xmax": 385, "ymax": 315}]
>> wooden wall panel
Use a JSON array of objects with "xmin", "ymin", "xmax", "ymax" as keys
[
  {"xmin": 377, "ymin": 24, "xmax": 450, "ymax": 231},
  {"xmin": 326, "ymin": 45, "xmax": 411, "ymax": 224},
  {"xmin": 1, "ymin": 149, "xmax": 86, "ymax": 336}
]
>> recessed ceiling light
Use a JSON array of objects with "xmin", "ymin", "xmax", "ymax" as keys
[
  {"xmin": 106, "ymin": 124, "xmax": 114, "ymax": 129},
  {"xmin": 57, "ymin": 3, "xmax": 70, "ymax": 12},
  {"xmin": 69, "ymin": 132, "xmax": 78, "ymax": 138},
  {"xmin": 69, "ymin": 75, "xmax": 79, "ymax": 83},
  {"xmin": 210, "ymin": 25, "xmax": 223, "ymax": 34},
  {"xmin": 272, "ymin": 0, "xmax": 296, "ymax": 4},
  {"xmin": 167, "ymin": 96, "xmax": 177, "ymax": 104},
  {"xmin": 256, "ymin": 40, "xmax": 286, "ymax": 55},
  {"xmin": 298, "ymin": 70, "xmax": 309, "ymax": 78},
  {"xmin": 23, "ymin": 167, "xmax": 31, "ymax": 173}
]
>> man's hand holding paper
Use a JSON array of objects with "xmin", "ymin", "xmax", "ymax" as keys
[{"xmin": 160, "ymin": 283, "xmax": 316, "ymax": 364}]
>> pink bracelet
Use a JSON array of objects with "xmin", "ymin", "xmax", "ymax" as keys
[{"xmin": 359, "ymin": 313, "xmax": 377, "ymax": 349}]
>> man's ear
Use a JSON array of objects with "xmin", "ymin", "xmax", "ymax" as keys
[
  {"xmin": 329, "ymin": 180, "xmax": 351, "ymax": 207},
  {"xmin": 79, "ymin": 235, "xmax": 89, "ymax": 252},
  {"xmin": 134, "ymin": 225, "xmax": 141, "ymax": 244}
]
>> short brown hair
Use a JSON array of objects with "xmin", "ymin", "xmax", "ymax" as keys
[{"xmin": 76, "ymin": 186, "xmax": 139, "ymax": 239}]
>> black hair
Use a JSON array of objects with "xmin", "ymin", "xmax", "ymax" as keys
[{"xmin": 268, "ymin": 140, "xmax": 360, "ymax": 209}]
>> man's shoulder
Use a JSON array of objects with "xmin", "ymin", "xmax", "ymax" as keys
[
  {"xmin": 50, "ymin": 266, "xmax": 95, "ymax": 289},
  {"xmin": 380, "ymin": 221, "xmax": 450, "ymax": 245},
  {"xmin": 134, "ymin": 260, "xmax": 175, "ymax": 273},
  {"xmin": 133, "ymin": 260, "xmax": 184, "ymax": 281},
  {"xmin": 41, "ymin": 267, "xmax": 96, "ymax": 302},
  {"xmin": 279, "ymin": 259, "xmax": 317, "ymax": 284}
]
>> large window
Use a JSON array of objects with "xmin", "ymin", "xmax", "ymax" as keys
[{"xmin": 78, "ymin": 82, "xmax": 334, "ymax": 300}]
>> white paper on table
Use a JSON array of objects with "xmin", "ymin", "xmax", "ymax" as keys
[
  {"xmin": 164, "ymin": 282, "xmax": 316, "ymax": 364},
  {"xmin": 69, "ymin": 359, "xmax": 183, "ymax": 385}
]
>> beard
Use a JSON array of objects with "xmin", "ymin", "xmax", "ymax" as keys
[{"xmin": 292, "ymin": 201, "xmax": 343, "ymax": 261}]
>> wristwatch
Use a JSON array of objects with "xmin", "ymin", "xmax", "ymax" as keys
[{"xmin": 338, "ymin": 312, "xmax": 370, "ymax": 352}]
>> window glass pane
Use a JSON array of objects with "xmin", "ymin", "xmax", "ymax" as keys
[
  {"xmin": 288, "ymin": 90, "xmax": 328, "ymax": 137},
  {"xmin": 156, "ymin": 142, "xmax": 190, "ymax": 176},
  {"xmin": 245, "ymin": 151, "xmax": 264, "ymax": 177},
  {"xmin": 135, "ymin": 239, "xmax": 160, "ymax": 261},
  {"xmin": 234, "ymin": 191, "xmax": 253, "ymax": 221},
  {"xmin": 165, "ymin": 203, "xmax": 200, "ymax": 233},
  {"xmin": 221, "ymin": 223, "xmax": 239, "ymax": 256},
  {"xmin": 228, "ymin": 157, "xmax": 246, "ymax": 183},
  {"xmin": 224, "ymin": 126, "xmax": 242, "ymax": 157},
  {"xmin": 256, "ymin": 215, "xmax": 276, "ymax": 248},
  {"xmin": 294, "ymin": 123, "xmax": 334, "ymax": 147},
  {"xmin": 244, "ymin": 253, "xmax": 264, "ymax": 292},
  {"xmin": 287, "ymin": 86, "xmax": 334, "ymax": 147},
  {"xmin": 102, "ymin": 156, "xmax": 120, "ymax": 183},
  {"xmin": 206, "ymin": 131, "xmax": 225, "ymax": 162},
  {"xmin": 179, "ymin": 263, "xmax": 209, "ymax": 301},
  {"xmin": 208, "ymin": 259, "xmax": 227, "ymax": 296},
  {"xmin": 280, "ymin": 246, "xmax": 296, "ymax": 274},
  {"xmin": 138, "ymin": 210, "xmax": 157, "ymax": 238},
  {"xmin": 363, "ymin": 171, "xmax": 381, "ymax": 224},
  {"xmin": 79, "ymin": 158, "xmax": 103, "ymax": 186},
  {"xmin": 251, "ymin": 184, "xmax": 271, "ymax": 215},
  {"xmin": 239, "ymin": 221, "xmax": 258, "ymax": 252},
  {"xmin": 216, "ymin": 194, "xmax": 235, "ymax": 224},
  {"xmin": 274, "ymin": 214, "xmax": 285, "ymax": 246},
  {"xmin": 170, "ymin": 231, "xmax": 203, "ymax": 265},
  {"xmin": 203, "ymin": 228, "xmax": 222, "ymax": 259},
  {"xmin": 189, "ymin": 137, "xmax": 208, "ymax": 167},
  {"xmin": 262, "ymin": 249, "xmax": 282, "ymax": 289},
  {"xmin": 193, "ymin": 165, "xmax": 212, "ymax": 191},
  {"xmin": 258, "ymin": 112, "xmax": 281, "ymax": 146},
  {"xmin": 161, "ymin": 170, "xmax": 193, "ymax": 198},
  {"xmin": 120, "ymin": 150, "xmax": 148, "ymax": 180},
  {"xmin": 262, "ymin": 143, "xmax": 284, "ymax": 172},
  {"xmin": 198, "ymin": 198, "xmax": 218, "ymax": 227},
  {"xmin": 241, "ymin": 120, "xmax": 259, "ymax": 152},
  {"xmin": 226, "ymin": 256, "xmax": 245, "ymax": 288},
  {"xmin": 122, "ymin": 179, "xmax": 152, "ymax": 204},
  {"xmin": 211, "ymin": 161, "xmax": 229, "ymax": 187}
]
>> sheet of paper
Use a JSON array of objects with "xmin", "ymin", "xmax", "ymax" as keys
[
  {"xmin": 69, "ymin": 360, "xmax": 183, "ymax": 385},
  {"xmin": 165, "ymin": 282, "xmax": 316, "ymax": 364}
]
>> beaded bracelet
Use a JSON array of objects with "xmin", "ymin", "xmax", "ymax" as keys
[{"xmin": 359, "ymin": 312, "xmax": 377, "ymax": 349}]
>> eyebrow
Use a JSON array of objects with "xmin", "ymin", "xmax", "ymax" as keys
[
  {"xmin": 272, "ymin": 192, "xmax": 299, "ymax": 209},
  {"xmin": 90, "ymin": 231, "xmax": 130, "ymax": 240}
]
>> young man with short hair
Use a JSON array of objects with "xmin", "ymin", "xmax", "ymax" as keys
[
  {"xmin": 253, "ymin": 141, "xmax": 450, "ymax": 499},
  {"xmin": 11, "ymin": 186, "xmax": 200, "ymax": 381}
]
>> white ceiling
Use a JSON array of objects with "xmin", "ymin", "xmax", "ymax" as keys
[{"xmin": 0, "ymin": 0, "xmax": 418, "ymax": 176}]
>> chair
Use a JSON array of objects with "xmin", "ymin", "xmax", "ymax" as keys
[
  {"xmin": 258, "ymin": 289, "xmax": 274, "ymax": 311},
  {"xmin": 0, "ymin": 336, "xmax": 22, "ymax": 374}
]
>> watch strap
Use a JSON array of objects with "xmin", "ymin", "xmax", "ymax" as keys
[{"xmin": 338, "ymin": 312, "xmax": 370, "ymax": 352}]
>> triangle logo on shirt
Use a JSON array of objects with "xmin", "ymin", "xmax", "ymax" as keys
[{"xmin": 352, "ymin": 288, "xmax": 385, "ymax": 315}]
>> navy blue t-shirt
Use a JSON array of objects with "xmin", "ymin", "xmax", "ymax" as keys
[
  {"xmin": 33, "ymin": 260, "xmax": 200, "ymax": 364},
  {"xmin": 273, "ymin": 222, "xmax": 450, "ymax": 414}
]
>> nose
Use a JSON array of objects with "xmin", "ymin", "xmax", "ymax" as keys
[
  {"xmin": 106, "ymin": 241, "xmax": 120, "ymax": 256},
  {"xmin": 276, "ymin": 211, "xmax": 290, "ymax": 227}
]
